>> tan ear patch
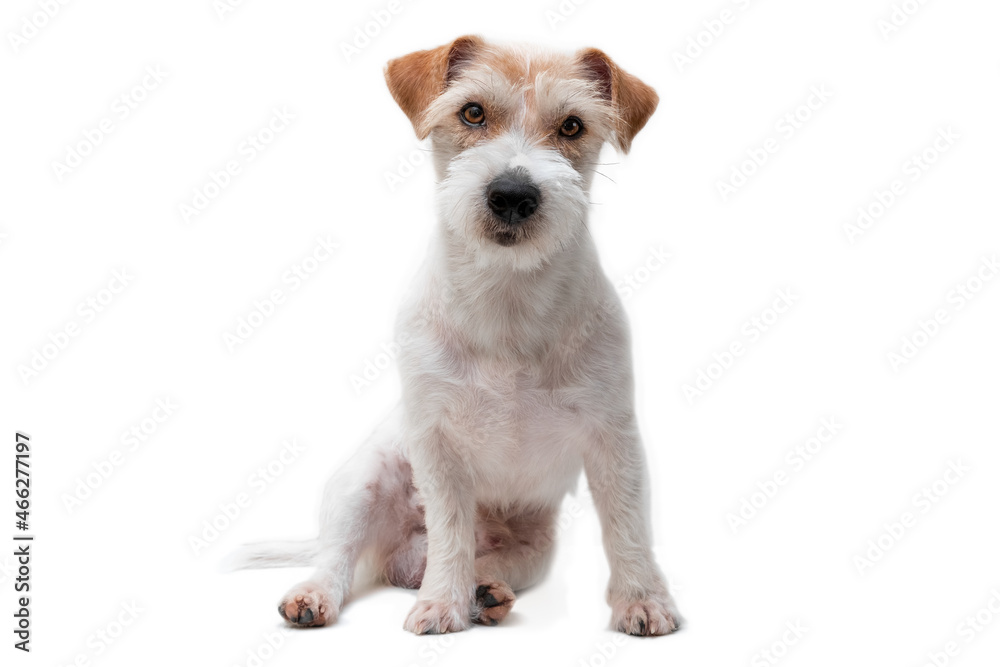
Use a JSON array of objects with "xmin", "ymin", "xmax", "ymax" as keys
[
  {"xmin": 577, "ymin": 48, "xmax": 659, "ymax": 153},
  {"xmin": 384, "ymin": 35, "xmax": 484, "ymax": 139}
]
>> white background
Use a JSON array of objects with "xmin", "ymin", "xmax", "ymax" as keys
[{"xmin": 2, "ymin": 0, "xmax": 999, "ymax": 665}]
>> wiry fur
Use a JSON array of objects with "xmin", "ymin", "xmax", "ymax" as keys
[{"xmin": 227, "ymin": 35, "xmax": 680, "ymax": 636}]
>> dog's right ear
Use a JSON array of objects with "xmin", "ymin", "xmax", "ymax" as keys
[
  {"xmin": 385, "ymin": 36, "xmax": 484, "ymax": 140},
  {"xmin": 576, "ymin": 48, "xmax": 659, "ymax": 154}
]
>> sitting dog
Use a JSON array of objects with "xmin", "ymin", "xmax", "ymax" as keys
[{"xmin": 229, "ymin": 35, "xmax": 680, "ymax": 636}]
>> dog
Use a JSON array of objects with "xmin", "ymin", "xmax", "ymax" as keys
[{"xmin": 228, "ymin": 35, "xmax": 680, "ymax": 636}]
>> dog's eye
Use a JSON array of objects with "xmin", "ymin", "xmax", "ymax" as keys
[
  {"xmin": 560, "ymin": 116, "xmax": 583, "ymax": 138},
  {"xmin": 461, "ymin": 103, "xmax": 486, "ymax": 126}
]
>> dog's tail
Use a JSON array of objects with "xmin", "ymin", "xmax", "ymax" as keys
[{"xmin": 221, "ymin": 539, "xmax": 321, "ymax": 572}]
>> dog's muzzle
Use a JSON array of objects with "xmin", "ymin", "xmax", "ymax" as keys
[{"xmin": 486, "ymin": 169, "xmax": 540, "ymax": 227}]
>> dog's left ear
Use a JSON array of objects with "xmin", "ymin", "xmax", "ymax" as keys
[
  {"xmin": 576, "ymin": 48, "xmax": 659, "ymax": 153},
  {"xmin": 385, "ymin": 35, "xmax": 484, "ymax": 139}
]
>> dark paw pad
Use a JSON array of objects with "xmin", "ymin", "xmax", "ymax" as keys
[
  {"xmin": 474, "ymin": 581, "xmax": 515, "ymax": 626},
  {"xmin": 278, "ymin": 589, "xmax": 330, "ymax": 627}
]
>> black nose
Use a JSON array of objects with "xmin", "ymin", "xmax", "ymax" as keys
[{"xmin": 486, "ymin": 173, "xmax": 540, "ymax": 224}]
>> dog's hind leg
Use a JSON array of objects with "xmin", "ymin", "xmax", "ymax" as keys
[
  {"xmin": 471, "ymin": 506, "xmax": 558, "ymax": 626},
  {"xmin": 278, "ymin": 407, "xmax": 412, "ymax": 627}
]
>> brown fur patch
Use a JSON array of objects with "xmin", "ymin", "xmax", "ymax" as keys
[
  {"xmin": 576, "ymin": 48, "xmax": 659, "ymax": 153},
  {"xmin": 384, "ymin": 35, "xmax": 485, "ymax": 139}
]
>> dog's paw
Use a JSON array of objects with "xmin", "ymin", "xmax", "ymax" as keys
[
  {"xmin": 278, "ymin": 584, "xmax": 334, "ymax": 628},
  {"xmin": 473, "ymin": 580, "xmax": 515, "ymax": 626},
  {"xmin": 403, "ymin": 598, "xmax": 471, "ymax": 635},
  {"xmin": 611, "ymin": 594, "xmax": 680, "ymax": 637}
]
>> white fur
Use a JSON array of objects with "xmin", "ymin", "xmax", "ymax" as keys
[
  {"xmin": 437, "ymin": 130, "xmax": 588, "ymax": 272},
  {"xmin": 228, "ymin": 38, "xmax": 680, "ymax": 637}
]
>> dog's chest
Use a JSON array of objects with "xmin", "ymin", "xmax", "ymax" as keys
[{"xmin": 459, "ymin": 358, "xmax": 590, "ymax": 504}]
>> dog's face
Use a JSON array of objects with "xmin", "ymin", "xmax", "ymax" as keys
[{"xmin": 385, "ymin": 36, "xmax": 658, "ymax": 271}]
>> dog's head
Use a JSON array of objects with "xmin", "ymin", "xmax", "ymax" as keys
[{"xmin": 385, "ymin": 36, "xmax": 658, "ymax": 271}]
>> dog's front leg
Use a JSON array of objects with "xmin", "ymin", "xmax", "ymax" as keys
[
  {"xmin": 584, "ymin": 418, "xmax": 681, "ymax": 636},
  {"xmin": 403, "ymin": 427, "xmax": 476, "ymax": 634}
]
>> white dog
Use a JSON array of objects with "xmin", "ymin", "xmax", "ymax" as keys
[{"xmin": 229, "ymin": 35, "xmax": 680, "ymax": 636}]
